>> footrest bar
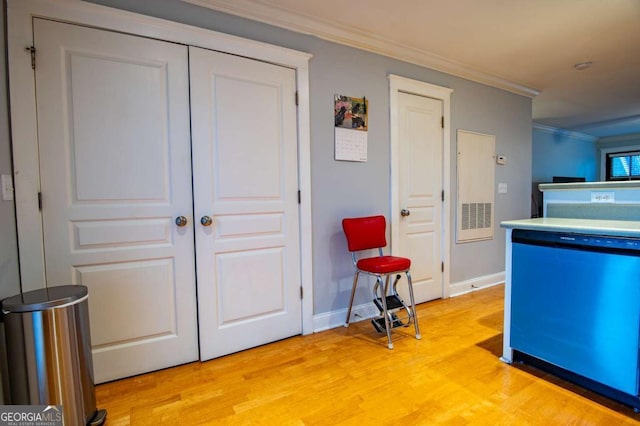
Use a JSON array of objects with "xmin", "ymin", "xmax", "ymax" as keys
[
  {"xmin": 371, "ymin": 313, "xmax": 403, "ymax": 333},
  {"xmin": 373, "ymin": 295, "xmax": 405, "ymax": 313}
]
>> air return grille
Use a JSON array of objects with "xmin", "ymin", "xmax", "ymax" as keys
[
  {"xmin": 456, "ymin": 130, "xmax": 495, "ymax": 242},
  {"xmin": 461, "ymin": 202, "xmax": 492, "ymax": 230}
]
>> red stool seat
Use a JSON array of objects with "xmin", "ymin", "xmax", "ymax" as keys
[{"xmin": 357, "ymin": 256, "xmax": 411, "ymax": 274}]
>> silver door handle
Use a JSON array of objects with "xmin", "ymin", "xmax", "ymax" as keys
[{"xmin": 400, "ymin": 209, "xmax": 411, "ymax": 217}]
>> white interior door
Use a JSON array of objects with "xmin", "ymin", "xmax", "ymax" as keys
[
  {"xmin": 397, "ymin": 92, "xmax": 443, "ymax": 303},
  {"xmin": 189, "ymin": 46, "xmax": 302, "ymax": 361},
  {"xmin": 34, "ymin": 19, "xmax": 198, "ymax": 383}
]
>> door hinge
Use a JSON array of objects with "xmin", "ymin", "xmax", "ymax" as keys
[
  {"xmin": 295, "ymin": 91, "xmax": 299, "ymax": 106},
  {"xmin": 441, "ymin": 262, "xmax": 444, "ymax": 273},
  {"xmin": 298, "ymin": 190, "xmax": 301, "ymax": 204},
  {"xmin": 37, "ymin": 192, "xmax": 42, "ymax": 210},
  {"xmin": 300, "ymin": 286, "xmax": 303, "ymax": 299},
  {"xmin": 441, "ymin": 116, "xmax": 444, "ymax": 128},
  {"xmin": 441, "ymin": 190, "xmax": 444, "ymax": 202},
  {"xmin": 26, "ymin": 46, "xmax": 36, "ymax": 69}
]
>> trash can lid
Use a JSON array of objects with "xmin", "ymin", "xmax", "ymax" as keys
[{"xmin": 2, "ymin": 285, "xmax": 88, "ymax": 313}]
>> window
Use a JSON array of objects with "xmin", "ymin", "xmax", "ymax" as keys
[{"xmin": 606, "ymin": 150, "xmax": 640, "ymax": 181}]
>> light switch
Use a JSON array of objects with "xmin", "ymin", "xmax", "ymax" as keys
[
  {"xmin": 498, "ymin": 183, "xmax": 507, "ymax": 194},
  {"xmin": 1, "ymin": 174, "xmax": 14, "ymax": 201}
]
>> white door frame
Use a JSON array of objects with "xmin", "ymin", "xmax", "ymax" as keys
[
  {"xmin": 7, "ymin": 0, "xmax": 314, "ymax": 335},
  {"xmin": 389, "ymin": 74, "xmax": 452, "ymax": 298}
]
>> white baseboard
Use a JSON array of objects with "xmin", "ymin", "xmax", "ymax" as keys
[
  {"xmin": 313, "ymin": 272, "xmax": 505, "ymax": 332},
  {"xmin": 312, "ymin": 301, "xmax": 379, "ymax": 332},
  {"xmin": 449, "ymin": 271, "xmax": 504, "ymax": 297}
]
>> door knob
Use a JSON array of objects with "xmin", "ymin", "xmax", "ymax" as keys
[
  {"xmin": 400, "ymin": 209, "xmax": 411, "ymax": 217},
  {"xmin": 200, "ymin": 216, "xmax": 213, "ymax": 227},
  {"xmin": 175, "ymin": 216, "xmax": 188, "ymax": 227}
]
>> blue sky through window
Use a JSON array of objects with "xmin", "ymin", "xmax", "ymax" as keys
[{"xmin": 609, "ymin": 152, "xmax": 640, "ymax": 179}]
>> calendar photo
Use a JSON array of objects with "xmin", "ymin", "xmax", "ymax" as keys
[{"xmin": 334, "ymin": 94, "xmax": 368, "ymax": 131}]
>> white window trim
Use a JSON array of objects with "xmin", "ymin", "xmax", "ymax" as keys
[
  {"xmin": 600, "ymin": 144, "xmax": 640, "ymax": 181},
  {"xmin": 7, "ymin": 0, "xmax": 314, "ymax": 334}
]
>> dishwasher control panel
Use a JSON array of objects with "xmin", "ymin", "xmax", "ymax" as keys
[{"xmin": 512, "ymin": 229, "xmax": 640, "ymax": 253}]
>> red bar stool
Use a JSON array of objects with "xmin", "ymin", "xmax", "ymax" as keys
[{"xmin": 342, "ymin": 215, "xmax": 421, "ymax": 349}]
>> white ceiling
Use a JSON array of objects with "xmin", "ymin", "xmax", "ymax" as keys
[{"xmin": 184, "ymin": 0, "xmax": 640, "ymax": 138}]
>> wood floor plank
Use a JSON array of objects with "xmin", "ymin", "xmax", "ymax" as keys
[{"xmin": 96, "ymin": 285, "xmax": 640, "ymax": 425}]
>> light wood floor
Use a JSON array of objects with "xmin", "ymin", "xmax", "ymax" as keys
[{"xmin": 96, "ymin": 285, "xmax": 640, "ymax": 425}]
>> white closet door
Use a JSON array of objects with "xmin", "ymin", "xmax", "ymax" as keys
[
  {"xmin": 34, "ymin": 19, "xmax": 198, "ymax": 383},
  {"xmin": 189, "ymin": 46, "xmax": 302, "ymax": 360}
]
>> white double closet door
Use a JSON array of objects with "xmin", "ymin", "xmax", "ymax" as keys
[{"xmin": 33, "ymin": 19, "xmax": 301, "ymax": 383}]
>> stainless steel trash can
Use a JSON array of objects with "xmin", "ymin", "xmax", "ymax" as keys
[{"xmin": 1, "ymin": 285, "xmax": 106, "ymax": 425}]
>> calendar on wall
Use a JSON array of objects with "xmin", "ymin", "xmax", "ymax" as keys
[{"xmin": 334, "ymin": 94, "xmax": 368, "ymax": 162}]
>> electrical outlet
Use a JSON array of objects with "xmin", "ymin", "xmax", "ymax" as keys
[
  {"xmin": 591, "ymin": 191, "xmax": 614, "ymax": 203},
  {"xmin": 1, "ymin": 174, "xmax": 14, "ymax": 201}
]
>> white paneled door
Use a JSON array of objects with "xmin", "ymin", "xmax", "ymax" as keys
[
  {"xmin": 189, "ymin": 47, "xmax": 301, "ymax": 361},
  {"xmin": 34, "ymin": 19, "xmax": 198, "ymax": 383},
  {"xmin": 397, "ymin": 92, "xmax": 443, "ymax": 303},
  {"xmin": 33, "ymin": 19, "xmax": 302, "ymax": 381}
]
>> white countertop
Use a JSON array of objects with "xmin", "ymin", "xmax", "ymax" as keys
[
  {"xmin": 539, "ymin": 181, "xmax": 640, "ymax": 191},
  {"xmin": 500, "ymin": 217, "xmax": 640, "ymax": 237}
]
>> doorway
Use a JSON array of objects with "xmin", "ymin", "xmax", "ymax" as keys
[{"xmin": 389, "ymin": 75, "xmax": 453, "ymax": 301}]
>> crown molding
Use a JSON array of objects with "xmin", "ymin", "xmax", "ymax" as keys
[
  {"xmin": 532, "ymin": 123, "xmax": 598, "ymax": 143},
  {"xmin": 573, "ymin": 115, "xmax": 640, "ymax": 138},
  {"xmin": 181, "ymin": 0, "xmax": 540, "ymax": 98},
  {"xmin": 598, "ymin": 132, "xmax": 640, "ymax": 144}
]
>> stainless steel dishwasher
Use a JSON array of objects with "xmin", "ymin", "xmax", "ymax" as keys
[{"xmin": 510, "ymin": 229, "xmax": 640, "ymax": 409}]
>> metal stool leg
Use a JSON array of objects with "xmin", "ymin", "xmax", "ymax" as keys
[
  {"xmin": 379, "ymin": 276, "xmax": 394, "ymax": 349},
  {"xmin": 345, "ymin": 270, "xmax": 360, "ymax": 326},
  {"xmin": 405, "ymin": 271, "xmax": 421, "ymax": 339}
]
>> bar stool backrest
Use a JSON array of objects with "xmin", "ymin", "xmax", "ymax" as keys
[{"xmin": 342, "ymin": 215, "xmax": 387, "ymax": 252}]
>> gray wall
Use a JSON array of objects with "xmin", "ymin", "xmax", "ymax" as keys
[
  {"xmin": 597, "ymin": 134, "xmax": 640, "ymax": 152},
  {"xmin": 0, "ymin": 1, "xmax": 20, "ymax": 300},
  {"xmin": 531, "ymin": 127, "xmax": 598, "ymax": 217},
  {"xmin": 449, "ymin": 79, "xmax": 531, "ymax": 282},
  {"xmin": 532, "ymin": 127, "xmax": 598, "ymax": 183},
  {"xmin": 11, "ymin": 0, "xmax": 532, "ymax": 316}
]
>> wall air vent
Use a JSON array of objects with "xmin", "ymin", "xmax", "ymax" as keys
[
  {"xmin": 461, "ymin": 202, "xmax": 492, "ymax": 230},
  {"xmin": 456, "ymin": 131, "xmax": 495, "ymax": 242}
]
